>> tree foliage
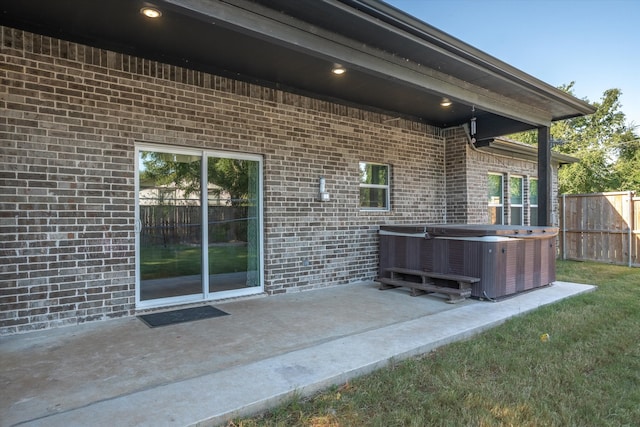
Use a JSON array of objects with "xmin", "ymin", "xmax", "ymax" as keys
[
  {"xmin": 611, "ymin": 135, "xmax": 640, "ymax": 191},
  {"xmin": 139, "ymin": 152, "xmax": 253, "ymax": 206},
  {"xmin": 509, "ymin": 83, "xmax": 639, "ymax": 194},
  {"xmin": 140, "ymin": 152, "xmax": 202, "ymax": 198},
  {"xmin": 207, "ymin": 158, "xmax": 252, "ymax": 206}
]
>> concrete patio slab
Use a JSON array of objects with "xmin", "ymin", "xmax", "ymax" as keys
[{"xmin": 0, "ymin": 281, "xmax": 595, "ymax": 427}]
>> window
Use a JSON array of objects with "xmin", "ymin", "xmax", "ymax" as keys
[
  {"xmin": 510, "ymin": 176, "xmax": 523, "ymax": 225},
  {"xmin": 529, "ymin": 178, "xmax": 538, "ymax": 226},
  {"xmin": 487, "ymin": 173, "xmax": 503, "ymax": 224},
  {"xmin": 359, "ymin": 162, "xmax": 390, "ymax": 210}
]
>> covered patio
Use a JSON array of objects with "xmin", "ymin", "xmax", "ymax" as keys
[
  {"xmin": 0, "ymin": 2, "xmax": 599, "ymax": 423},
  {"xmin": 1, "ymin": 281, "xmax": 594, "ymax": 426},
  {"xmin": 0, "ymin": 0, "xmax": 596, "ymax": 227}
]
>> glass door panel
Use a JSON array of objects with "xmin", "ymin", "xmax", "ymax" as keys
[
  {"xmin": 138, "ymin": 150, "xmax": 203, "ymax": 301},
  {"xmin": 207, "ymin": 157, "xmax": 261, "ymax": 293}
]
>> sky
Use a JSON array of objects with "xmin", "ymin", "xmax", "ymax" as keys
[{"xmin": 385, "ymin": 0, "xmax": 640, "ymax": 129}]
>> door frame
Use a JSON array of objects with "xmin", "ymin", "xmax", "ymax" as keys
[{"xmin": 134, "ymin": 143, "xmax": 264, "ymax": 309}]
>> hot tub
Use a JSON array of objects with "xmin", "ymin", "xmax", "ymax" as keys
[{"xmin": 379, "ymin": 224, "xmax": 558, "ymax": 300}]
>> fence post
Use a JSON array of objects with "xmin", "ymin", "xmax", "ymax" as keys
[
  {"xmin": 629, "ymin": 191, "xmax": 634, "ymax": 268},
  {"xmin": 562, "ymin": 194, "xmax": 566, "ymax": 260}
]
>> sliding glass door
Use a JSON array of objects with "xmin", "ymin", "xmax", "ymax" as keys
[
  {"xmin": 206, "ymin": 157, "xmax": 261, "ymax": 293},
  {"xmin": 136, "ymin": 146, "xmax": 262, "ymax": 308}
]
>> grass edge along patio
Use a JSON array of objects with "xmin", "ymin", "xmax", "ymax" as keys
[{"xmin": 233, "ymin": 260, "xmax": 640, "ymax": 427}]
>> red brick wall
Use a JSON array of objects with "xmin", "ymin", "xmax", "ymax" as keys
[{"xmin": 0, "ymin": 28, "xmax": 447, "ymax": 334}]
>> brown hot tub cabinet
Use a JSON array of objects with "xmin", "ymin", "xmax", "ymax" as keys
[{"xmin": 378, "ymin": 224, "xmax": 558, "ymax": 300}]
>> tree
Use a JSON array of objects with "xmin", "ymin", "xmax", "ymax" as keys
[
  {"xmin": 140, "ymin": 152, "xmax": 257, "ymax": 242},
  {"xmin": 509, "ymin": 84, "xmax": 639, "ymax": 194},
  {"xmin": 207, "ymin": 158, "xmax": 252, "ymax": 207},
  {"xmin": 139, "ymin": 153, "xmax": 253, "ymax": 206},
  {"xmin": 140, "ymin": 151, "xmax": 202, "ymax": 199},
  {"xmin": 611, "ymin": 138, "xmax": 640, "ymax": 192}
]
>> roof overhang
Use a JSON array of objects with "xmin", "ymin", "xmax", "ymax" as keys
[
  {"xmin": 475, "ymin": 138, "xmax": 579, "ymax": 165},
  {"xmin": 0, "ymin": 0, "xmax": 596, "ymax": 139}
]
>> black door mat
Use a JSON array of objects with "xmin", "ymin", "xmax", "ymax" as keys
[{"xmin": 138, "ymin": 305, "xmax": 229, "ymax": 328}]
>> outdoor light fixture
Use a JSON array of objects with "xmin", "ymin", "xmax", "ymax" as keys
[
  {"xmin": 140, "ymin": 7, "xmax": 162, "ymax": 18},
  {"xmin": 332, "ymin": 64, "xmax": 346, "ymax": 75},
  {"xmin": 470, "ymin": 106, "xmax": 477, "ymax": 144},
  {"xmin": 440, "ymin": 97, "xmax": 452, "ymax": 107},
  {"xmin": 318, "ymin": 176, "xmax": 330, "ymax": 201}
]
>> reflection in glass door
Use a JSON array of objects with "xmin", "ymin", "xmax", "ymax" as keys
[
  {"xmin": 136, "ymin": 146, "xmax": 262, "ymax": 307},
  {"xmin": 207, "ymin": 157, "xmax": 261, "ymax": 294},
  {"xmin": 137, "ymin": 150, "xmax": 203, "ymax": 302}
]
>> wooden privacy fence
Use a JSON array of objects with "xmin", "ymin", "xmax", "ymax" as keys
[
  {"xmin": 559, "ymin": 191, "xmax": 639, "ymax": 267},
  {"xmin": 139, "ymin": 205, "xmax": 249, "ymax": 247}
]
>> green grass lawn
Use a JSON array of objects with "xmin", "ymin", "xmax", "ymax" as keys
[
  {"xmin": 232, "ymin": 261, "xmax": 640, "ymax": 426},
  {"xmin": 140, "ymin": 244, "xmax": 249, "ymax": 279}
]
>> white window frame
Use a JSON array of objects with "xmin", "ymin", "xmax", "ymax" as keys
[
  {"xmin": 509, "ymin": 175, "xmax": 524, "ymax": 225},
  {"xmin": 359, "ymin": 161, "xmax": 391, "ymax": 211},
  {"xmin": 135, "ymin": 143, "xmax": 264, "ymax": 309},
  {"xmin": 488, "ymin": 173, "xmax": 504, "ymax": 225},
  {"xmin": 529, "ymin": 178, "xmax": 538, "ymax": 226}
]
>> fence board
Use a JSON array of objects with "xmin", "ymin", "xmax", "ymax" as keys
[
  {"xmin": 633, "ymin": 197, "xmax": 640, "ymax": 266},
  {"xmin": 139, "ymin": 205, "xmax": 249, "ymax": 247},
  {"xmin": 559, "ymin": 192, "xmax": 637, "ymax": 267}
]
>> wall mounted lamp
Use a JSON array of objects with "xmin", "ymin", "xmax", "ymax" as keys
[
  {"xmin": 470, "ymin": 106, "xmax": 477, "ymax": 143},
  {"xmin": 318, "ymin": 177, "xmax": 330, "ymax": 202}
]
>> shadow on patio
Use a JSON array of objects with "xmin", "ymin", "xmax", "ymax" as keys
[{"xmin": 0, "ymin": 281, "xmax": 594, "ymax": 427}]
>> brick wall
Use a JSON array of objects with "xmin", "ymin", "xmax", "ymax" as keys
[
  {"xmin": 465, "ymin": 142, "xmax": 561, "ymax": 226},
  {"xmin": 0, "ymin": 27, "xmax": 447, "ymax": 334},
  {"xmin": 442, "ymin": 126, "xmax": 562, "ymax": 226},
  {"xmin": 443, "ymin": 127, "xmax": 469, "ymax": 223}
]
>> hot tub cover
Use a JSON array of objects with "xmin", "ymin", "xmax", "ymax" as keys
[{"xmin": 380, "ymin": 224, "xmax": 558, "ymax": 239}]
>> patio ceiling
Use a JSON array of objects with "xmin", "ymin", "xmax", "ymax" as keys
[{"xmin": 0, "ymin": 0, "xmax": 596, "ymax": 139}]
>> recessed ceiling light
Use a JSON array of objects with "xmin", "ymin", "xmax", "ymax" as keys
[
  {"xmin": 141, "ymin": 7, "xmax": 162, "ymax": 18},
  {"xmin": 332, "ymin": 64, "xmax": 346, "ymax": 75},
  {"xmin": 440, "ymin": 97, "xmax": 452, "ymax": 107}
]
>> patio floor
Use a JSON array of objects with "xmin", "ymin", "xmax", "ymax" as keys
[{"xmin": 0, "ymin": 280, "xmax": 595, "ymax": 427}]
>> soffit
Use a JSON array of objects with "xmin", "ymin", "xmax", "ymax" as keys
[{"xmin": 0, "ymin": 0, "xmax": 596, "ymax": 139}]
